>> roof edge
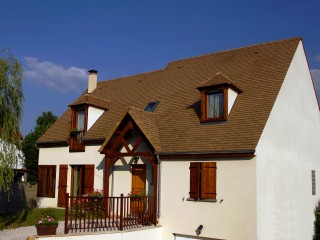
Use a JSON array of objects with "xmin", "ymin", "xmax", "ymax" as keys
[{"xmin": 156, "ymin": 150, "xmax": 255, "ymax": 159}]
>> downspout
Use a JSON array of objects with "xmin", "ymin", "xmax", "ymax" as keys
[{"xmin": 156, "ymin": 154, "xmax": 161, "ymax": 219}]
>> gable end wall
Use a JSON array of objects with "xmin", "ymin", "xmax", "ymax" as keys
[{"xmin": 255, "ymin": 41, "xmax": 320, "ymax": 240}]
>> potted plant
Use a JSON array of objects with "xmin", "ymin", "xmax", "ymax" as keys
[
  {"xmin": 70, "ymin": 128, "xmax": 80, "ymax": 137},
  {"xmin": 35, "ymin": 209, "xmax": 59, "ymax": 236}
]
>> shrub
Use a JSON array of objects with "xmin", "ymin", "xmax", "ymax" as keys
[{"xmin": 314, "ymin": 200, "xmax": 320, "ymax": 240}]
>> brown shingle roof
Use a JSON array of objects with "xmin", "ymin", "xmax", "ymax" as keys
[
  {"xmin": 37, "ymin": 37, "xmax": 301, "ymax": 153},
  {"xmin": 69, "ymin": 94, "xmax": 110, "ymax": 109}
]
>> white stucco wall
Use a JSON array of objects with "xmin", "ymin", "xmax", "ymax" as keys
[
  {"xmin": 87, "ymin": 106, "xmax": 104, "ymax": 131},
  {"xmin": 159, "ymin": 157, "xmax": 257, "ymax": 240},
  {"xmin": 38, "ymin": 226, "xmax": 162, "ymax": 240},
  {"xmin": 228, "ymin": 88, "xmax": 238, "ymax": 114},
  {"xmin": 255, "ymin": 41, "xmax": 320, "ymax": 240},
  {"xmin": 37, "ymin": 145, "xmax": 104, "ymax": 207}
]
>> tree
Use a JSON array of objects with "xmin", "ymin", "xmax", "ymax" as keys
[
  {"xmin": 0, "ymin": 49, "xmax": 24, "ymax": 193},
  {"xmin": 22, "ymin": 111, "xmax": 57, "ymax": 183}
]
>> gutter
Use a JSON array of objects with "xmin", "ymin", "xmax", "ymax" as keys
[
  {"xmin": 155, "ymin": 149, "xmax": 255, "ymax": 159},
  {"xmin": 156, "ymin": 154, "xmax": 161, "ymax": 219}
]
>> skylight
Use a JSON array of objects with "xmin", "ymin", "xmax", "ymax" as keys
[{"xmin": 144, "ymin": 101, "xmax": 159, "ymax": 112}]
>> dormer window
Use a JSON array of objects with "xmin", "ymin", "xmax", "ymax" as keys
[
  {"xmin": 69, "ymin": 107, "xmax": 88, "ymax": 152},
  {"xmin": 76, "ymin": 109, "xmax": 85, "ymax": 131},
  {"xmin": 197, "ymin": 73, "xmax": 241, "ymax": 123},
  {"xmin": 206, "ymin": 90, "xmax": 226, "ymax": 120}
]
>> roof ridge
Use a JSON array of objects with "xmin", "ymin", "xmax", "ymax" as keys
[
  {"xmin": 167, "ymin": 37, "xmax": 302, "ymax": 68},
  {"xmin": 97, "ymin": 68, "xmax": 165, "ymax": 87},
  {"xmin": 96, "ymin": 37, "xmax": 301, "ymax": 87}
]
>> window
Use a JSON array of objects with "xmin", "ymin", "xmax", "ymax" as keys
[
  {"xmin": 200, "ymin": 89, "xmax": 227, "ymax": 122},
  {"xmin": 71, "ymin": 165, "xmax": 94, "ymax": 197},
  {"xmin": 189, "ymin": 162, "xmax": 217, "ymax": 200},
  {"xmin": 37, "ymin": 165, "xmax": 56, "ymax": 197},
  {"xmin": 70, "ymin": 107, "xmax": 88, "ymax": 152},
  {"xmin": 312, "ymin": 170, "xmax": 316, "ymax": 195},
  {"xmin": 77, "ymin": 110, "xmax": 85, "ymax": 131},
  {"xmin": 144, "ymin": 101, "xmax": 159, "ymax": 112},
  {"xmin": 207, "ymin": 91, "xmax": 224, "ymax": 118}
]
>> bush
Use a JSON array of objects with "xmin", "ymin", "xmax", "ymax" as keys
[{"xmin": 314, "ymin": 200, "xmax": 320, "ymax": 240}]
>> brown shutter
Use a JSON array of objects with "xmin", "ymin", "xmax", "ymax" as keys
[
  {"xmin": 201, "ymin": 162, "xmax": 217, "ymax": 199},
  {"xmin": 84, "ymin": 165, "xmax": 94, "ymax": 194},
  {"xmin": 189, "ymin": 162, "xmax": 200, "ymax": 199},
  {"xmin": 37, "ymin": 166, "xmax": 42, "ymax": 196},
  {"xmin": 57, "ymin": 165, "xmax": 68, "ymax": 207}
]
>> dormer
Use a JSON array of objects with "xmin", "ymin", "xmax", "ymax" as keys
[
  {"xmin": 197, "ymin": 73, "xmax": 241, "ymax": 123},
  {"xmin": 68, "ymin": 70, "xmax": 109, "ymax": 152}
]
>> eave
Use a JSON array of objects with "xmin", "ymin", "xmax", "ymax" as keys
[{"xmin": 156, "ymin": 149, "xmax": 255, "ymax": 159}]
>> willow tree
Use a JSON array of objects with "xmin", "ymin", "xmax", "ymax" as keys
[{"xmin": 0, "ymin": 49, "xmax": 24, "ymax": 193}]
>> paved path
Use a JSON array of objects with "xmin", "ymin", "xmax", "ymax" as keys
[{"xmin": 0, "ymin": 221, "xmax": 64, "ymax": 240}]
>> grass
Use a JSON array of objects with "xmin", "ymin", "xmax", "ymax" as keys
[{"xmin": 0, "ymin": 208, "xmax": 65, "ymax": 230}]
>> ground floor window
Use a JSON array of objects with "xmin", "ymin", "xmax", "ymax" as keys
[
  {"xmin": 37, "ymin": 165, "xmax": 56, "ymax": 197},
  {"xmin": 71, "ymin": 165, "xmax": 94, "ymax": 197}
]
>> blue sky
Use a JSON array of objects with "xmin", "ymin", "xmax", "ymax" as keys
[{"xmin": 1, "ymin": 0, "xmax": 319, "ymax": 135}]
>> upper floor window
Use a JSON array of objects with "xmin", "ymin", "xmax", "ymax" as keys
[
  {"xmin": 197, "ymin": 73, "xmax": 241, "ymax": 123},
  {"xmin": 77, "ymin": 109, "xmax": 85, "ymax": 131},
  {"xmin": 72, "ymin": 108, "xmax": 87, "ymax": 132},
  {"xmin": 206, "ymin": 90, "xmax": 227, "ymax": 120}
]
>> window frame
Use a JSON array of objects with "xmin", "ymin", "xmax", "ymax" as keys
[
  {"xmin": 189, "ymin": 162, "xmax": 217, "ymax": 201},
  {"xmin": 71, "ymin": 106, "xmax": 88, "ymax": 133},
  {"xmin": 200, "ymin": 88, "xmax": 228, "ymax": 122},
  {"xmin": 37, "ymin": 165, "xmax": 56, "ymax": 198}
]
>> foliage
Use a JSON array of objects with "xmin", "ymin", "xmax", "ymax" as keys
[
  {"xmin": 71, "ymin": 190, "xmax": 105, "ymax": 218},
  {"xmin": 127, "ymin": 190, "xmax": 143, "ymax": 197},
  {"xmin": 314, "ymin": 200, "xmax": 320, "ymax": 240},
  {"xmin": 0, "ymin": 48, "xmax": 24, "ymax": 193},
  {"xmin": 0, "ymin": 208, "xmax": 64, "ymax": 230},
  {"xmin": 87, "ymin": 189, "xmax": 103, "ymax": 198},
  {"xmin": 36, "ymin": 208, "xmax": 59, "ymax": 226},
  {"xmin": 22, "ymin": 111, "xmax": 57, "ymax": 183}
]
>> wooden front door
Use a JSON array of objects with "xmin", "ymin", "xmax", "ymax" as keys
[
  {"xmin": 131, "ymin": 164, "xmax": 146, "ymax": 195},
  {"xmin": 131, "ymin": 164, "xmax": 146, "ymax": 213},
  {"xmin": 57, "ymin": 165, "xmax": 68, "ymax": 207}
]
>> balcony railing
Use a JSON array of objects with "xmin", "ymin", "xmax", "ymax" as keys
[
  {"xmin": 69, "ymin": 130, "xmax": 85, "ymax": 152},
  {"xmin": 64, "ymin": 194, "xmax": 157, "ymax": 234}
]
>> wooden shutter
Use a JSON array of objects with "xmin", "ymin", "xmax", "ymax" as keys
[
  {"xmin": 57, "ymin": 165, "xmax": 68, "ymax": 207},
  {"xmin": 84, "ymin": 165, "xmax": 94, "ymax": 194},
  {"xmin": 37, "ymin": 166, "xmax": 43, "ymax": 196},
  {"xmin": 201, "ymin": 162, "xmax": 217, "ymax": 199},
  {"xmin": 189, "ymin": 162, "xmax": 200, "ymax": 199}
]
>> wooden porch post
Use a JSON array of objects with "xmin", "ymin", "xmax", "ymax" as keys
[{"xmin": 64, "ymin": 193, "xmax": 69, "ymax": 234}]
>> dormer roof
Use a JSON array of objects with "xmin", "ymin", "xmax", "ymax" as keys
[
  {"xmin": 68, "ymin": 94, "xmax": 110, "ymax": 110},
  {"xmin": 197, "ymin": 73, "xmax": 242, "ymax": 93}
]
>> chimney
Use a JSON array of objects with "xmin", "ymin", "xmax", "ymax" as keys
[{"xmin": 88, "ymin": 70, "xmax": 98, "ymax": 94}]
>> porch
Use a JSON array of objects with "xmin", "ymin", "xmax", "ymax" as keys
[{"xmin": 64, "ymin": 194, "xmax": 157, "ymax": 234}]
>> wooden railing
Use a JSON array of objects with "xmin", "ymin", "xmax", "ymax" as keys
[
  {"xmin": 69, "ymin": 130, "xmax": 85, "ymax": 152},
  {"xmin": 64, "ymin": 194, "xmax": 157, "ymax": 234}
]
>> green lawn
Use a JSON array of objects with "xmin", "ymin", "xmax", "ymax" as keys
[{"xmin": 0, "ymin": 208, "xmax": 65, "ymax": 230}]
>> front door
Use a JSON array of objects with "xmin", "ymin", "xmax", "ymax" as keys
[{"xmin": 131, "ymin": 164, "xmax": 146, "ymax": 213}]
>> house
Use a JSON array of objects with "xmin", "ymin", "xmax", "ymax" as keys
[{"xmin": 36, "ymin": 37, "xmax": 320, "ymax": 240}]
